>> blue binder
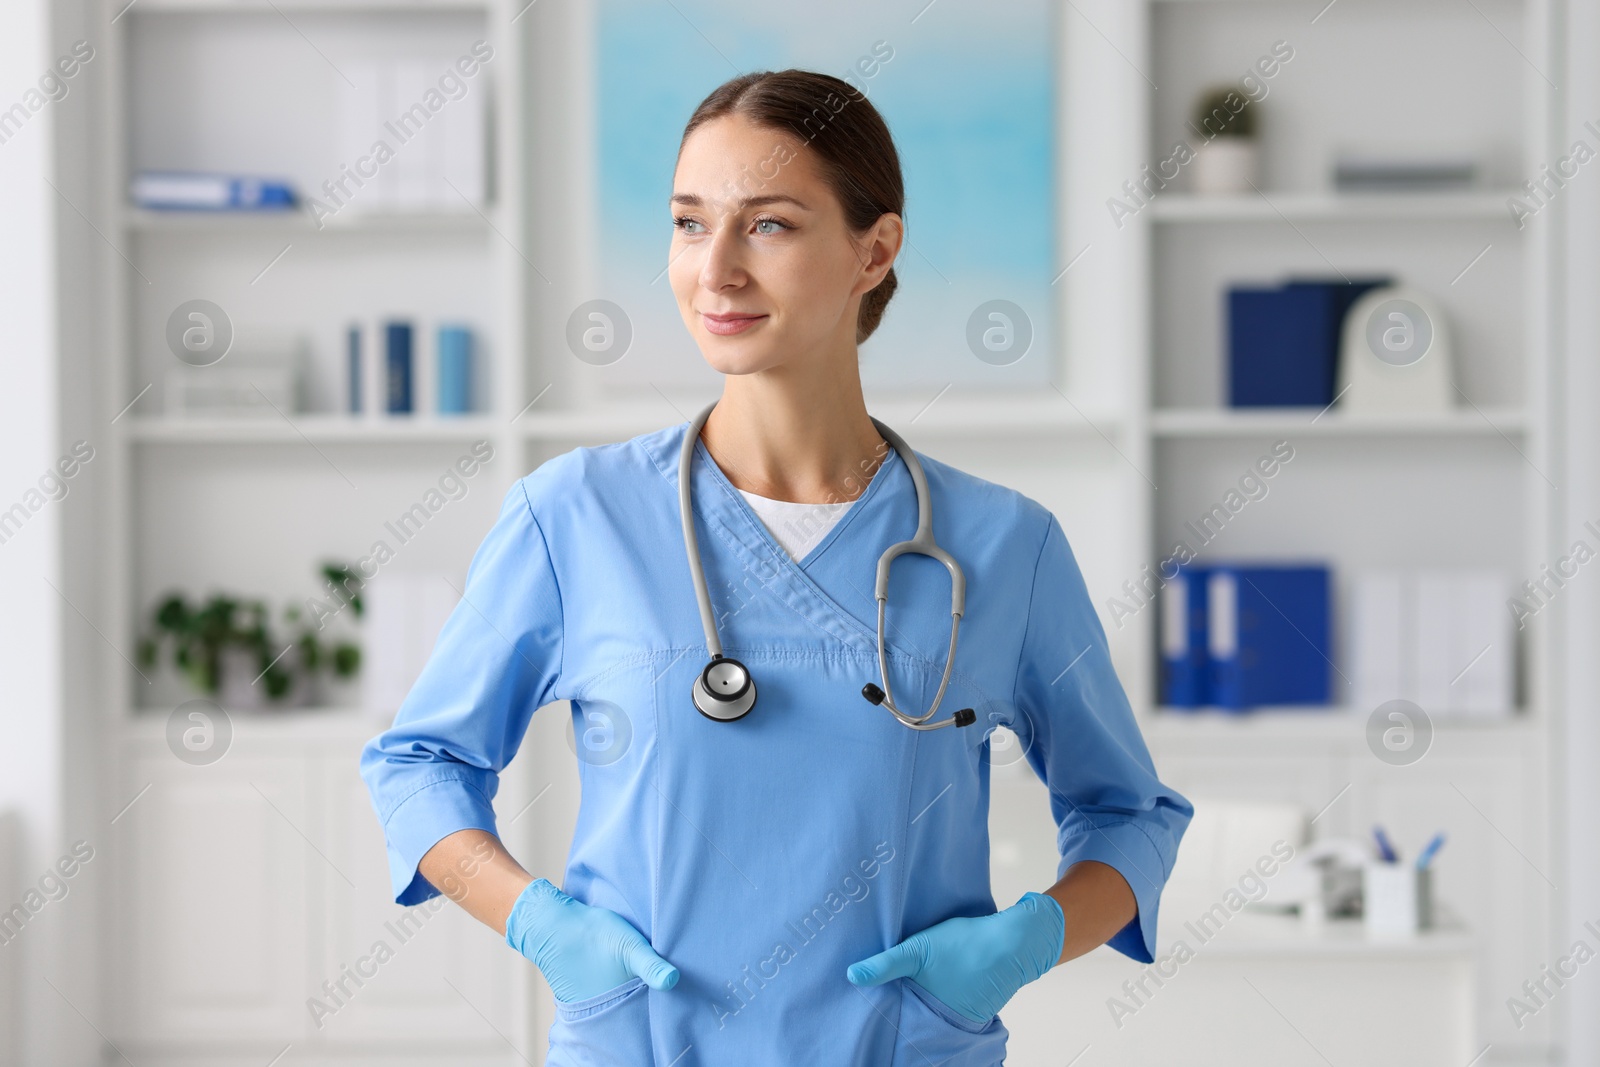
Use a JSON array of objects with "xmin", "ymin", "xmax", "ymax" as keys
[
  {"xmin": 1207, "ymin": 564, "xmax": 1331, "ymax": 710},
  {"xmin": 1159, "ymin": 565, "xmax": 1210, "ymax": 708}
]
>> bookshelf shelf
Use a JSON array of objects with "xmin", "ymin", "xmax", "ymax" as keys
[
  {"xmin": 122, "ymin": 705, "xmax": 376, "ymax": 742},
  {"xmin": 1146, "ymin": 191, "xmax": 1516, "ymax": 224},
  {"xmin": 1149, "ymin": 407, "xmax": 1526, "ymax": 437},
  {"xmin": 126, "ymin": 414, "xmax": 502, "ymax": 443},
  {"xmin": 123, "ymin": 402, "xmax": 1126, "ymax": 445},
  {"xmin": 511, "ymin": 395, "xmax": 1128, "ymax": 443},
  {"xmin": 122, "ymin": 0, "xmax": 490, "ymax": 13},
  {"xmin": 123, "ymin": 207, "xmax": 491, "ymax": 235},
  {"xmin": 1146, "ymin": 706, "xmax": 1533, "ymax": 733}
]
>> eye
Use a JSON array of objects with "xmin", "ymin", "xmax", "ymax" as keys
[
  {"xmin": 673, "ymin": 215, "xmax": 705, "ymax": 235},
  {"xmin": 753, "ymin": 215, "xmax": 790, "ymax": 235}
]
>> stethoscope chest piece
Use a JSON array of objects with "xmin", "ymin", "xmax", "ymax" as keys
[{"xmin": 692, "ymin": 654, "xmax": 756, "ymax": 721}]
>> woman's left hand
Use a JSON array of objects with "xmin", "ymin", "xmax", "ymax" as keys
[{"xmin": 845, "ymin": 891, "xmax": 1066, "ymax": 1024}]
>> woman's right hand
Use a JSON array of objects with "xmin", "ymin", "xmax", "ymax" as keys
[{"xmin": 504, "ymin": 877, "xmax": 680, "ymax": 1003}]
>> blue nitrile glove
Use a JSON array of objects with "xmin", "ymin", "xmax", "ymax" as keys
[
  {"xmin": 846, "ymin": 891, "xmax": 1065, "ymax": 1024},
  {"xmin": 504, "ymin": 877, "xmax": 680, "ymax": 1004}
]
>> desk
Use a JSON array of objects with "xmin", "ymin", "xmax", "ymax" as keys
[{"xmin": 1001, "ymin": 910, "xmax": 1475, "ymax": 1066}]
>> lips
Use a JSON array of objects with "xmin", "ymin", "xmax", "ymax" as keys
[{"xmin": 701, "ymin": 311, "xmax": 767, "ymax": 336}]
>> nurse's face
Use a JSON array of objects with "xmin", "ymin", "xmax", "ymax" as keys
[{"xmin": 669, "ymin": 114, "xmax": 897, "ymax": 374}]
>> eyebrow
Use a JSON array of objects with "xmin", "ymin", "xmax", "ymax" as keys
[{"xmin": 669, "ymin": 193, "xmax": 810, "ymax": 211}]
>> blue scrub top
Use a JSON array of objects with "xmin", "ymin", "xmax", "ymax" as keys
[{"xmin": 360, "ymin": 419, "xmax": 1193, "ymax": 1066}]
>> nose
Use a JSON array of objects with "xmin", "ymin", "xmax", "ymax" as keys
[{"xmin": 697, "ymin": 218, "xmax": 747, "ymax": 293}]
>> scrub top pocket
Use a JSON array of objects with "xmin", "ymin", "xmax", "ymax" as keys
[
  {"xmin": 894, "ymin": 980, "xmax": 1008, "ymax": 1067},
  {"xmin": 546, "ymin": 975, "xmax": 651, "ymax": 1067}
]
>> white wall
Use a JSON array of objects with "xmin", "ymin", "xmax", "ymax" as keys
[
  {"xmin": 1561, "ymin": 1, "xmax": 1600, "ymax": 1061},
  {"xmin": 0, "ymin": 0, "xmax": 100, "ymax": 1062},
  {"xmin": 0, "ymin": 0, "xmax": 63, "ymax": 1060}
]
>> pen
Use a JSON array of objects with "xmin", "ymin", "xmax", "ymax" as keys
[
  {"xmin": 1372, "ymin": 824, "xmax": 1398, "ymax": 863},
  {"xmin": 1415, "ymin": 832, "xmax": 1447, "ymax": 870}
]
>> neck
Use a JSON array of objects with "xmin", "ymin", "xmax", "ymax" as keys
[{"xmin": 700, "ymin": 363, "xmax": 889, "ymax": 505}]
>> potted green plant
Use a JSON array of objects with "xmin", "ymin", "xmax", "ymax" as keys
[
  {"xmin": 1190, "ymin": 84, "xmax": 1260, "ymax": 195},
  {"xmin": 137, "ymin": 562, "xmax": 363, "ymax": 710}
]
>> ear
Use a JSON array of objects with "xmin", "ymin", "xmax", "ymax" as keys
[{"xmin": 851, "ymin": 212, "xmax": 904, "ymax": 298}]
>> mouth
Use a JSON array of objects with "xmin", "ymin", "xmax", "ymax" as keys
[{"xmin": 701, "ymin": 311, "xmax": 767, "ymax": 336}]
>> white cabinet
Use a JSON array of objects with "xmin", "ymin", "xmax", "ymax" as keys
[
  {"xmin": 117, "ymin": 751, "xmax": 311, "ymax": 1042},
  {"xmin": 1008, "ymin": 912, "xmax": 1476, "ymax": 1067},
  {"xmin": 112, "ymin": 718, "xmax": 526, "ymax": 1063}
]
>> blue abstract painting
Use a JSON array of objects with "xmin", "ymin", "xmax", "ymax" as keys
[{"xmin": 593, "ymin": 0, "xmax": 1056, "ymax": 391}]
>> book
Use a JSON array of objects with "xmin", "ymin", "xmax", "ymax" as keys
[
  {"xmin": 436, "ymin": 325, "xmax": 473, "ymax": 414},
  {"xmin": 385, "ymin": 321, "xmax": 413, "ymax": 414},
  {"xmin": 1352, "ymin": 568, "xmax": 1511, "ymax": 716},
  {"xmin": 131, "ymin": 171, "xmax": 297, "ymax": 211},
  {"xmin": 363, "ymin": 572, "xmax": 460, "ymax": 721},
  {"xmin": 346, "ymin": 324, "xmax": 362, "ymax": 415}
]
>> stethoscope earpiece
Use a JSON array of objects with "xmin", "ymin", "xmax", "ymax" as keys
[
  {"xmin": 862, "ymin": 682, "xmax": 974, "ymax": 727},
  {"xmin": 680, "ymin": 400, "xmax": 972, "ymax": 731}
]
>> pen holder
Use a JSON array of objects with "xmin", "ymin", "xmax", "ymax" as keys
[{"xmin": 1363, "ymin": 862, "xmax": 1434, "ymax": 935}]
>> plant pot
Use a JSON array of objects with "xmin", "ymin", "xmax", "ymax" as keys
[
  {"xmin": 218, "ymin": 645, "xmax": 308, "ymax": 711},
  {"xmin": 1192, "ymin": 138, "xmax": 1259, "ymax": 195},
  {"xmin": 316, "ymin": 670, "xmax": 363, "ymax": 711}
]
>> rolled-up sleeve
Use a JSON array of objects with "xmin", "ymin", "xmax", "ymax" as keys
[
  {"xmin": 359, "ymin": 477, "xmax": 563, "ymax": 905},
  {"xmin": 1011, "ymin": 512, "xmax": 1193, "ymax": 964}
]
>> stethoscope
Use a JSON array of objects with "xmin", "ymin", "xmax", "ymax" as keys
[{"xmin": 679, "ymin": 400, "xmax": 976, "ymax": 730}]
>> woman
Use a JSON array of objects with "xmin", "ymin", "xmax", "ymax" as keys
[{"xmin": 361, "ymin": 69, "xmax": 1193, "ymax": 1065}]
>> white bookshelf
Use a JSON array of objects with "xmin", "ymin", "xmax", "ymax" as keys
[
  {"xmin": 74, "ymin": 0, "xmax": 1566, "ymax": 1062},
  {"xmin": 1115, "ymin": 1, "xmax": 1559, "ymax": 1063},
  {"xmin": 92, "ymin": 0, "xmax": 549, "ymax": 1059}
]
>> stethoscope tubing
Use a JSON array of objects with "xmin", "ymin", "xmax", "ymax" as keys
[{"xmin": 680, "ymin": 399, "xmax": 974, "ymax": 730}]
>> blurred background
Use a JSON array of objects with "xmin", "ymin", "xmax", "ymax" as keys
[{"xmin": 2, "ymin": 0, "xmax": 1599, "ymax": 1063}]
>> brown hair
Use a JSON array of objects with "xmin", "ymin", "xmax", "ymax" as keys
[{"xmin": 678, "ymin": 70, "xmax": 904, "ymax": 344}]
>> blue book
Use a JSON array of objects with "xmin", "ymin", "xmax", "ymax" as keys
[
  {"xmin": 436, "ymin": 325, "xmax": 473, "ymax": 415},
  {"xmin": 385, "ymin": 322, "xmax": 413, "ymax": 414},
  {"xmin": 1227, "ymin": 278, "xmax": 1390, "ymax": 406},
  {"xmin": 1207, "ymin": 564, "xmax": 1331, "ymax": 710},
  {"xmin": 1159, "ymin": 565, "xmax": 1209, "ymax": 708},
  {"xmin": 346, "ymin": 324, "xmax": 361, "ymax": 415},
  {"xmin": 131, "ymin": 171, "xmax": 297, "ymax": 211}
]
